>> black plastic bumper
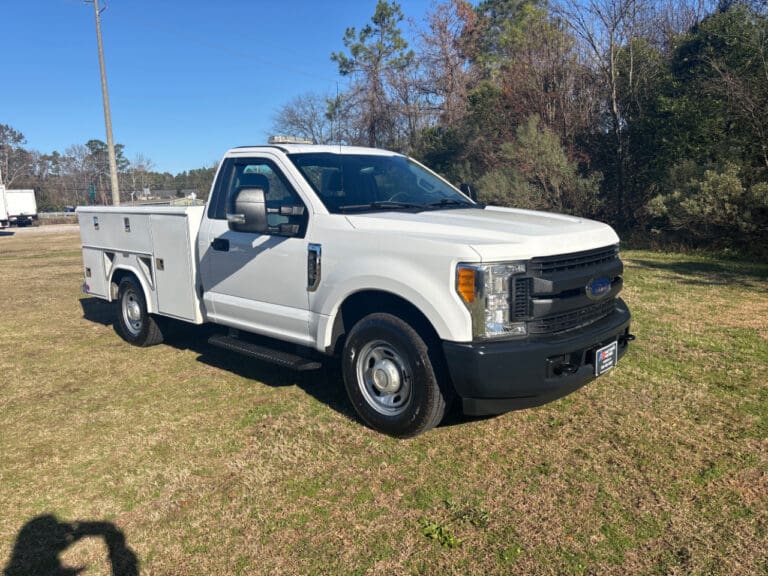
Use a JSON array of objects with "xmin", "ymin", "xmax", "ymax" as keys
[{"xmin": 443, "ymin": 299, "xmax": 632, "ymax": 416}]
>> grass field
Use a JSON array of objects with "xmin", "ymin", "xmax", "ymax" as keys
[{"xmin": 1, "ymin": 228, "xmax": 766, "ymax": 575}]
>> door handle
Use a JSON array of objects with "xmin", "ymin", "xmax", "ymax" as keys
[{"xmin": 211, "ymin": 238, "xmax": 230, "ymax": 252}]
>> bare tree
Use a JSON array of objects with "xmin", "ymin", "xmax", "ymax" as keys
[
  {"xmin": 272, "ymin": 93, "xmax": 336, "ymax": 144},
  {"xmin": 0, "ymin": 124, "xmax": 32, "ymax": 187},
  {"xmin": 326, "ymin": 91, "xmax": 369, "ymax": 146},
  {"xmin": 127, "ymin": 153, "xmax": 155, "ymax": 200},
  {"xmin": 387, "ymin": 61, "xmax": 434, "ymax": 150},
  {"xmin": 633, "ymin": 0, "xmax": 718, "ymax": 53},
  {"xmin": 493, "ymin": 7, "xmax": 601, "ymax": 153},
  {"xmin": 552, "ymin": 0, "xmax": 651, "ymax": 225},
  {"xmin": 60, "ymin": 144, "xmax": 91, "ymax": 206},
  {"xmin": 418, "ymin": 0, "xmax": 479, "ymax": 125}
]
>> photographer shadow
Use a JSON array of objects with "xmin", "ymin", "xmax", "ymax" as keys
[{"xmin": 3, "ymin": 515, "xmax": 138, "ymax": 576}]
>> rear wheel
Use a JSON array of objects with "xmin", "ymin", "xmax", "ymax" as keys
[
  {"xmin": 342, "ymin": 313, "xmax": 450, "ymax": 437},
  {"xmin": 116, "ymin": 276, "xmax": 164, "ymax": 347}
]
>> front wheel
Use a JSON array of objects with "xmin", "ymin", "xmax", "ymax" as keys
[
  {"xmin": 116, "ymin": 276, "xmax": 164, "ymax": 347},
  {"xmin": 342, "ymin": 313, "xmax": 450, "ymax": 437}
]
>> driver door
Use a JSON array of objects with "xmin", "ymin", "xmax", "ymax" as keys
[{"xmin": 199, "ymin": 155, "xmax": 312, "ymax": 345}]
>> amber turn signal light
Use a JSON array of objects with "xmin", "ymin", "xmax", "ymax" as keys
[{"xmin": 457, "ymin": 267, "xmax": 476, "ymax": 303}]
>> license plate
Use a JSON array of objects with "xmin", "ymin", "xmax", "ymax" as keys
[{"xmin": 595, "ymin": 341, "xmax": 618, "ymax": 376}]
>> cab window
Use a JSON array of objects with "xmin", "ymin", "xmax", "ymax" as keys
[{"xmin": 211, "ymin": 157, "xmax": 307, "ymax": 236}]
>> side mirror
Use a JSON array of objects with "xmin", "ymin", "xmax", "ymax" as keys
[
  {"xmin": 460, "ymin": 183, "xmax": 477, "ymax": 202},
  {"xmin": 227, "ymin": 188, "xmax": 267, "ymax": 233}
]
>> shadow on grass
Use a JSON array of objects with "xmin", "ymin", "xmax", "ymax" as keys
[
  {"xmin": 196, "ymin": 336, "xmax": 357, "ymax": 424},
  {"xmin": 629, "ymin": 258, "xmax": 768, "ymax": 286},
  {"xmin": 79, "ymin": 297, "xmax": 114, "ymax": 326},
  {"xmin": 3, "ymin": 514, "xmax": 138, "ymax": 576},
  {"xmin": 79, "ymin": 297, "xmax": 357, "ymax": 424},
  {"xmin": 79, "ymin": 297, "xmax": 482, "ymax": 432},
  {"xmin": 189, "ymin": 334, "xmax": 479, "ymax": 431}
]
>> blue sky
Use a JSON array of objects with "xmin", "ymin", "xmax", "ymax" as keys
[{"xmin": 2, "ymin": 0, "xmax": 437, "ymax": 174}]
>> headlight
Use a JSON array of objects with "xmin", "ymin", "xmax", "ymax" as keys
[{"xmin": 456, "ymin": 262, "xmax": 528, "ymax": 339}]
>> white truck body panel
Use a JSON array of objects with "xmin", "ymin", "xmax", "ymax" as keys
[
  {"xmin": 0, "ymin": 186, "xmax": 8, "ymax": 224},
  {"xmin": 306, "ymin": 213, "xmax": 481, "ymax": 346},
  {"xmin": 343, "ymin": 207, "xmax": 620, "ymax": 262},
  {"xmin": 5, "ymin": 189, "xmax": 37, "ymax": 217},
  {"xmin": 1, "ymin": 187, "xmax": 38, "ymax": 226},
  {"xmin": 77, "ymin": 205, "xmax": 205, "ymax": 324}
]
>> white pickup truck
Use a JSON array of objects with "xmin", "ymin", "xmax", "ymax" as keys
[{"xmin": 77, "ymin": 142, "xmax": 632, "ymax": 437}]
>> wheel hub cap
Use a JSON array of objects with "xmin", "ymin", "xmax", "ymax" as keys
[
  {"xmin": 126, "ymin": 300, "xmax": 141, "ymax": 323},
  {"xmin": 372, "ymin": 359, "xmax": 401, "ymax": 393},
  {"xmin": 356, "ymin": 340, "xmax": 413, "ymax": 416}
]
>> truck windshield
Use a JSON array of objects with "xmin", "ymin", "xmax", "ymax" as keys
[{"xmin": 287, "ymin": 152, "xmax": 478, "ymax": 214}]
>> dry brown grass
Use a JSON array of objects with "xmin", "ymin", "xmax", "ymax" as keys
[{"xmin": 1, "ymin": 230, "xmax": 766, "ymax": 575}]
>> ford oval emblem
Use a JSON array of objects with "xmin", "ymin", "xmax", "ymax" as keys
[{"xmin": 586, "ymin": 277, "xmax": 611, "ymax": 300}]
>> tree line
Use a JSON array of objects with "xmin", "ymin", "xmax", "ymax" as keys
[
  {"xmin": 0, "ymin": 125, "xmax": 216, "ymax": 210},
  {"xmin": 273, "ymin": 0, "xmax": 768, "ymax": 250},
  {"xmin": 2, "ymin": 0, "xmax": 766, "ymax": 251}
]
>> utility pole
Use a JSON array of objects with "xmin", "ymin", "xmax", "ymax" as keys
[{"xmin": 88, "ymin": 0, "xmax": 120, "ymax": 205}]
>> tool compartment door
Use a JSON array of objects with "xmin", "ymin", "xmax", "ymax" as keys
[
  {"xmin": 150, "ymin": 213, "xmax": 199, "ymax": 322},
  {"xmin": 82, "ymin": 247, "xmax": 109, "ymax": 298}
]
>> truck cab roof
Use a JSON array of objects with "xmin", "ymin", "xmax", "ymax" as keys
[{"xmin": 227, "ymin": 144, "xmax": 400, "ymax": 157}]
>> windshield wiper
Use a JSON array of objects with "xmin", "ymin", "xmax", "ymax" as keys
[
  {"xmin": 422, "ymin": 198, "xmax": 480, "ymax": 210},
  {"xmin": 338, "ymin": 201, "xmax": 423, "ymax": 213}
]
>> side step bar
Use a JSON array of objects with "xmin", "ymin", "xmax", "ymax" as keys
[{"xmin": 208, "ymin": 334, "xmax": 322, "ymax": 371}]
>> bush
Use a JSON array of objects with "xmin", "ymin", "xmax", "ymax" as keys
[
  {"xmin": 476, "ymin": 116, "xmax": 602, "ymax": 217},
  {"xmin": 645, "ymin": 162, "xmax": 768, "ymax": 249}
]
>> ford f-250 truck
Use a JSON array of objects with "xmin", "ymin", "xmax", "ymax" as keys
[{"xmin": 77, "ymin": 142, "xmax": 632, "ymax": 437}]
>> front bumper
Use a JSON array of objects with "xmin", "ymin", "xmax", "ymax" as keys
[{"xmin": 443, "ymin": 299, "xmax": 632, "ymax": 416}]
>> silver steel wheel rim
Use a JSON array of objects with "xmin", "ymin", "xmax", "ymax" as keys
[
  {"xmin": 356, "ymin": 340, "xmax": 412, "ymax": 416},
  {"xmin": 122, "ymin": 287, "xmax": 143, "ymax": 336}
]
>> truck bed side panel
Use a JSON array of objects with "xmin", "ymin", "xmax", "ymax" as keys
[{"xmin": 77, "ymin": 206, "xmax": 205, "ymax": 324}]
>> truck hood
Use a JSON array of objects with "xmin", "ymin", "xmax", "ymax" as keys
[{"xmin": 344, "ymin": 206, "xmax": 620, "ymax": 261}]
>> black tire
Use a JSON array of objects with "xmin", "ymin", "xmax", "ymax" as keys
[
  {"xmin": 342, "ymin": 313, "xmax": 450, "ymax": 437},
  {"xmin": 115, "ymin": 276, "xmax": 164, "ymax": 347}
]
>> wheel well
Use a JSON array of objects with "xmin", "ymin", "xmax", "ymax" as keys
[
  {"xmin": 110, "ymin": 269, "xmax": 137, "ymax": 300},
  {"xmin": 330, "ymin": 290, "xmax": 441, "ymax": 356}
]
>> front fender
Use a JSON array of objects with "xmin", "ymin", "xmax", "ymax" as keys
[{"xmin": 310, "ymin": 255, "xmax": 472, "ymax": 351}]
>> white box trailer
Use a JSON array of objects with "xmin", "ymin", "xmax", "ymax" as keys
[
  {"xmin": 0, "ymin": 188, "xmax": 37, "ymax": 227},
  {"xmin": 77, "ymin": 205, "xmax": 205, "ymax": 324}
]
